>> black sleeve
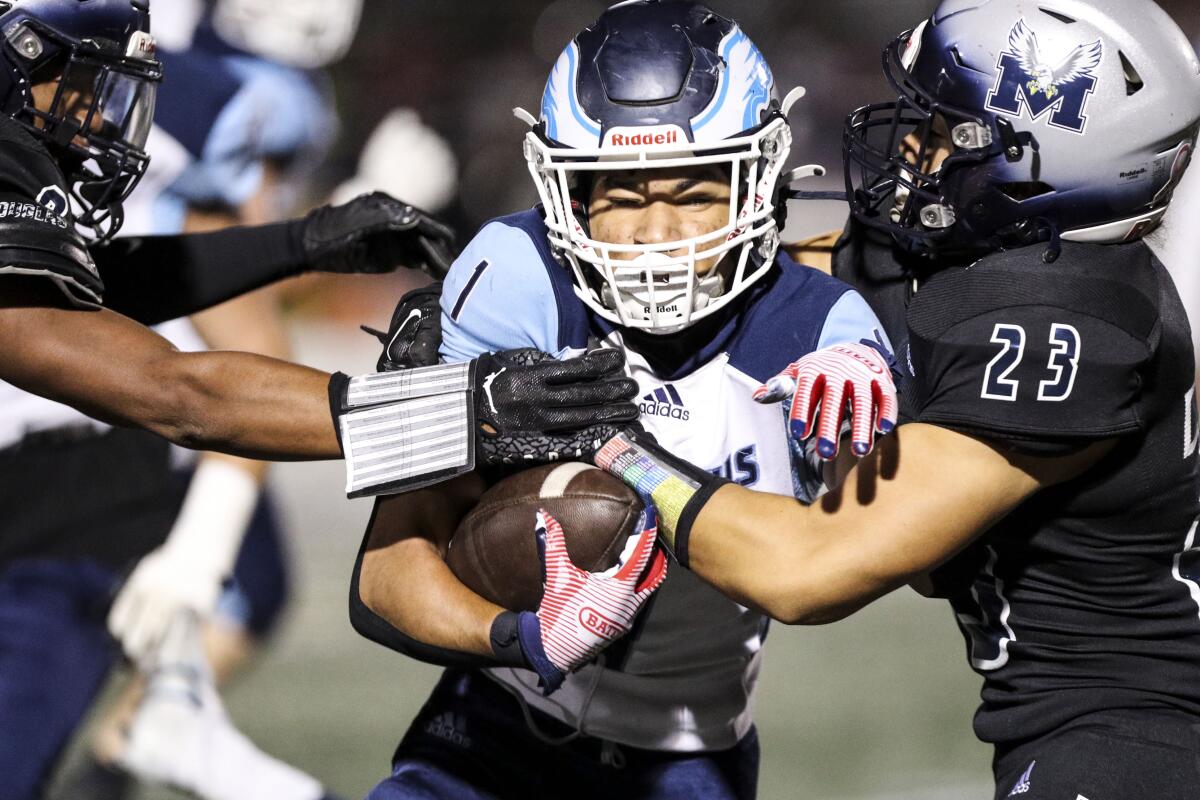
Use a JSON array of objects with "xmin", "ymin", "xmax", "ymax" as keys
[
  {"xmin": 0, "ymin": 120, "xmax": 103, "ymax": 307},
  {"xmin": 903, "ymin": 251, "xmax": 1158, "ymax": 453},
  {"xmin": 92, "ymin": 220, "xmax": 308, "ymax": 325},
  {"xmin": 347, "ymin": 499, "xmax": 519, "ymax": 669}
]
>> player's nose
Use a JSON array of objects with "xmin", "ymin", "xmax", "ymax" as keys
[{"xmin": 632, "ymin": 201, "xmax": 681, "ymax": 248}]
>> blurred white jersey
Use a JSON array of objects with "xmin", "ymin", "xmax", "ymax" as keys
[{"xmin": 440, "ymin": 210, "xmax": 889, "ymax": 751}]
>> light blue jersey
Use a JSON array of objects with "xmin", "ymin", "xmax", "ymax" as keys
[
  {"xmin": 121, "ymin": 47, "xmax": 265, "ymax": 237},
  {"xmin": 439, "ymin": 209, "xmax": 889, "ymax": 751}
]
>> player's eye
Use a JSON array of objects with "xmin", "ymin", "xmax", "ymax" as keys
[
  {"xmin": 605, "ymin": 193, "xmax": 645, "ymax": 209},
  {"xmin": 677, "ymin": 192, "xmax": 727, "ymax": 209}
]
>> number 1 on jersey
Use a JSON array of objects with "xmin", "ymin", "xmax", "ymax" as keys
[{"xmin": 981, "ymin": 323, "xmax": 1080, "ymax": 402}]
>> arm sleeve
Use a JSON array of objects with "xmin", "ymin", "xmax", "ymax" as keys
[
  {"xmin": 439, "ymin": 221, "xmax": 566, "ymax": 364},
  {"xmin": 92, "ymin": 220, "xmax": 306, "ymax": 325},
  {"xmin": 905, "ymin": 287, "xmax": 1153, "ymax": 452}
]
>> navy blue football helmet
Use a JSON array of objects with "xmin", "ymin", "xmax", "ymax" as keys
[
  {"xmin": 844, "ymin": 0, "xmax": 1200, "ymax": 257},
  {"xmin": 0, "ymin": 0, "xmax": 162, "ymax": 239},
  {"xmin": 522, "ymin": 0, "xmax": 792, "ymax": 333}
]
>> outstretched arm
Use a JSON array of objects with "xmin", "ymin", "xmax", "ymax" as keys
[
  {"xmin": 93, "ymin": 193, "xmax": 455, "ymax": 326},
  {"xmin": 599, "ymin": 423, "xmax": 1108, "ymax": 624},
  {"xmin": 0, "ymin": 279, "xmax": 338, "ymax": 459}
]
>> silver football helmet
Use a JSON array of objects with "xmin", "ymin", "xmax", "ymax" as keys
[{"xmin": 845, "ymin": 0, "xmax": 1200, "ymax": 252}]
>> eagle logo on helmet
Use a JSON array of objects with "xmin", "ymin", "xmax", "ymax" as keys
[
  {"xmin": 1009, "ymin": 18, "xmax": 1102, "ymax": 100},
  {"xmin": 986, "ymin": 18, "xmax": 1103, "ymax": 134}
]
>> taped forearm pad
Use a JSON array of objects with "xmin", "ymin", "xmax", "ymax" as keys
[
  {"xmin": 594, "ymin": 430, "xmax": 728, "ymax": 566},
  {"xmin": 338, "ymin": 363, "xmax": 475, "ymax": 498}
]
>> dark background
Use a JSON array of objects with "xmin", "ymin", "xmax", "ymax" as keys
[{"xmin": 325, "ymin": 0, "xmax": 1200, "ymax": 234}]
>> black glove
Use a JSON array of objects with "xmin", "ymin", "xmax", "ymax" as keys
[
  {"xmin": 301, "ymin": 192, "xmax": 456, "ymax": 277},
  {"xmin": 363, "ymin": 281, "xmax": 444, "ymax": 370},
  {"xmin": 471, "ymin": 348, "xmax": 639, "ymax": 467}
]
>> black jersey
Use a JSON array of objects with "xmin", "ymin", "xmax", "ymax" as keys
[
  {"xmin": 0, "ymin": 427, "xmax": 182, "ymax": 568},
  {"xmin": 0, "ymin": 116, "xmax": 101, "ymax": 306},
  {"xmin": 901, "ymin": 240, "xmax": 1200, "ymax": 745}
]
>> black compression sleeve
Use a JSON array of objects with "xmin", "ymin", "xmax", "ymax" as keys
[
  {"xmin": 91, "ymin": 220, "xmax": 307, "ymax": 325},
  {"xmin": 347, "ymin": 501, "xmax": 510, "ymax": 669}
]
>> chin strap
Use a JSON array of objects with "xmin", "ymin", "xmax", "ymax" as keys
[{"xmin": 781, "ymin": 164, "xmax": 847, "ymax": 202}]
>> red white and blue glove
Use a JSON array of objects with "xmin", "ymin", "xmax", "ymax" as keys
[
  {"xmin": 513, "ymin": 506, "xmax": 667, "ymax": 694},
  {"xmin": 753, "ymin": 341, "xmax": 899, "ymax": 460}
]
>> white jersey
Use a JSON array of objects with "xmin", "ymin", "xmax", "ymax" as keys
[{"xmin": 439, "ymin": 210, "xmax": 889, "ymax": 751}]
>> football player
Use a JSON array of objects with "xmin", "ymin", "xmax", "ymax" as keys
[
  {"xmin": 589, "ymin": 1, "xmax": 1200, "ymax": 797},
  {"xmin": 349, "ymin": 4, "xmax": 895, "ymax": 798},
  {"xmin": 53, "ymin": 2, "xmax": 358, "ymax": 796},
  {"xmin": 0, "ymin": 2, "xmax": 637, "ymax": 798}
]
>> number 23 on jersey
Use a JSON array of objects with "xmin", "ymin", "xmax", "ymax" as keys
[{"xmin": 982, "ymin": 323, "xmax": 1081, "ymax": 402}]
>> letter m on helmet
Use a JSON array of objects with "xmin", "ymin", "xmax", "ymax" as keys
[{"xmin": 985, "ymin": 18, "xmax": 1103, "ymax": 134}]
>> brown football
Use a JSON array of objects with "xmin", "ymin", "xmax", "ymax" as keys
[{"xmin": 446, "ymin": 463, "xmax": 644, "ymax": 611}]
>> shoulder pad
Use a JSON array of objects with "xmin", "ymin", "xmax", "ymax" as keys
[
  {"xmin": 440, "ymin": 212, "xmax": 588, "ymax": 362},
  {"xmin": 904, "ymin": 243, "xmax": 1159, "ymax": 446},
  {"xmin": 0, "ymin": 118, "xmax": 102, "ymax": 305},
  {"xmin": 728, "ymin": 258, "xmax": 865, "ymax": 383}
]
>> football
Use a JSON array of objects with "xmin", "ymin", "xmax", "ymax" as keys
[{"xmin": 446, "ymin": 463, "xmax": 645, "ymax": 611}]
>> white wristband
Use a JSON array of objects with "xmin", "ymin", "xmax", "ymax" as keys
[
  {"xmin": 164, "ymin": 458, "xmax": 260, "ymax": 576},
  {"xmin": 343, "ymin": 362, "xmax": 470, "ymax": 410}
]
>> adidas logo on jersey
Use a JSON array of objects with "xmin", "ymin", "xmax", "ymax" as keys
[
  {"xmin": 1007, "ymin": 760, "xmax": 1036, "ymax": 796},
  {"xmin": 640, "ymin": 386, "xmax": 689, "ymax": 420},
  {"xmin": 424, "ymin": 712, "xmax": 471, "ymax": 748}
]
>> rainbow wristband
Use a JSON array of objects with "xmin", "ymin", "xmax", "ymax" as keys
[{"xmin": 594, "ymin": 430, "xmax": 728, "ymax": 566}]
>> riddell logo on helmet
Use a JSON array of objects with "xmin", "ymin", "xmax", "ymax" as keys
[
  {"xmin": 125, "ymin": 31, "xmax": 156, "ymax": 59},
  {"xmin": 603, "ymin": 125, "xmax": 687, "ymax": 148},
  {"xmin": 579, "ymin": 607, "xmax": 625, "ymax": 639}
]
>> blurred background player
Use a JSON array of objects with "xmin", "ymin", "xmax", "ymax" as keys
[{"xmin": 53, "ymin": 2, "xmax": 332, "ymax": 796}]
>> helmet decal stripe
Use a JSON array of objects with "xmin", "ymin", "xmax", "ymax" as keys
[
  {"xmin": 692, "ymin": 27, "xmax": 773, "ymax": 135},
  {"xmin": 541, "ymin": 41, "xmax": 601, "ymax": 142}
]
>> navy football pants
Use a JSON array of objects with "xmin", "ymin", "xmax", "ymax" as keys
[
  {"xmin": 0, "ymin": 494, "xmax": 288, "ymax": 800},
  {"xmin": 0, "ymin": 560, "xmax": 121, "ymax": 800},
  {"xmin": 367, "ymin": 669, "xmax": 760, "ymax": 800}
]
